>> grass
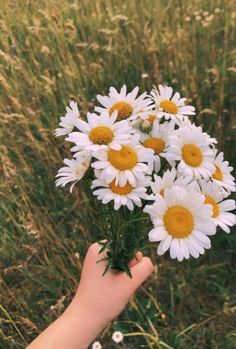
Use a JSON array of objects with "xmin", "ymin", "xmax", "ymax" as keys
[{"xmin": 0, "ymin": 0, "xmax": 235, "ymax": 348}]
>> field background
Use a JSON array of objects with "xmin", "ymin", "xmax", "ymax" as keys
[{"xmin": 0, "ymin": 0, "xmax": 236, "ymax": 348}]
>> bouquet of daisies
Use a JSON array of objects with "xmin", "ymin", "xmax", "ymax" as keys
[{"xmin": 55, "ymin": 85, "xmax": 235, "ymax": 275}]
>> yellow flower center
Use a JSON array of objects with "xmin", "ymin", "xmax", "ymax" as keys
[
  {"xmin": 160, "ymin": 100, "xmax": 178, "ymax": 114},
  {"xmin": 160, "ymin": 189, "xmax": 165, "ymax": 196},
  {"xmin": 108, "ymin": 145, "xmax": 138, "ymax": 170},
  {"xmin": 89, "ymin": 126, "xmax": 113, "ymax": 145},
  {"xmin": 148, "ymin": 115, "xmax": 157, "ymax": 124},
  {"xmin": 109, "ymin": 101, "xmax": 133, "ymax": 120},
  {"xmin": 164, "ymin": 205, "xmax": 194, "ymax": 238},
  {"xmin": 204, "ymin": 195, "xmax": 219, "ymax": 218},
  {"xmin": 182, "ymin": 144, "xmax": 203, "ymax": 167},
  {"xmin": 212, "ymin": 165, "xmax": 223, "ymax": 181},
  {"xmin": 143, "ymin": 137, "xmax": 165, "ymax": 154},
  {"xmin": 110, "ymin": 180, "xmax": 133, "ymax": 195}
]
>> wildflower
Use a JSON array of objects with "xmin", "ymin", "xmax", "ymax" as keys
[
  {"xmin": 92, "ymin": 341, "xmax": 102, "ymax": 349},
  {"xmin": 112, "ymin": 331, "xmax": 124, "ymax": 343},
  {"xmin": 55, "ymin": 101, "xmax": 80, "ymax": 137},
  {"xmin": 151, "ymin": 85, "xmax": 195, "ymax": 123},
  {"xmin": 166, "ymin": 126, "xmax": 215, "ymax": 180},
  {"xmin": 92, "ymin": 172, "xmax": 150, "ymax": 210},
  {"xmin": 95, "ymin": 85, "xmax": 152, "ymax": 121},
  {"xmin": 55, "ymin": 151, "xmax": 91, "ymax": 192},
  {"xmin": 92, "ymin": 134, "xmax": 154, "ymax": 187},
  {"xmin": 144, "ymin": 186, "xmax": 216, "ymax": 261},
  {"xmin": 66, "ymin": 111, "xmax": 132, "ymax": 152},
  {"xmin": 211, "ymin": 152, "xmax": 235, "ymax": 192}
]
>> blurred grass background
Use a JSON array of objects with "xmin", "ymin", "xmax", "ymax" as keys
[{"xmin": 0, "ymin": 0, "xmax": 235, "ymax": 348}]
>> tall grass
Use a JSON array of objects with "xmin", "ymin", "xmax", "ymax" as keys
[{"xmin": 0, "ymin": 0, "xmax": 235, "ymax": 348}]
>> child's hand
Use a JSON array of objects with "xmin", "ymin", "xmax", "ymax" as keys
[
  {"xmin": 27, "ymin": 243, "xmax": 154, "ymax": 349},
  {"xmin": 72, "ymin": 242, "xmax": 155, "ymax": 323}
]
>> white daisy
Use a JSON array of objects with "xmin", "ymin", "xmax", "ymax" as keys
[
  {"xmin": 92, "ymin": 173, "xmax": 150, "ymax": 211},
  {"xmin": 151, "ymin": 84, "xmax": 195, "ymax": 122},
  {"xmin": 179, "ymin": 118, "xmax": 217, "ymax": 146},
  {"xmin": 55, "ymin": 151, "xmax": 91, "ymax": 192},
  {"xmin": 211, "ymin": 151, "xmax": 235, "ymax": 192},
  {"xmin": 144, "ymin": 186, "xmax": 216, "ymax": 261},
  {"xmin": 95, "ymin": 85, "xmax": 152, "ymax": 121},
  {"xmin": 166, "ymin": 126, "xmax": 215, "ymax": 180},
  {"xmin": 55, "ymin": 100, "xmax": 80, "ymax": 137},
  {"xmin": 134, "ymin": 107, "xmax": 159, "ymax": 125},
  {"xmin": 199, "ymin": 181, "xmax": 236, "ymax": 233},
  {"xmin": 149, "ymin": 168, "xmax": 193, "ymax": 199},
  {"xmin": 66, "ymin": 111, "xmax": 132, "ymax": 152},
  {"xmin": 112, "ymin": 331, "xmax": 124, "ymax": 343},
  {"xmin": 92, "ymin": 341, "xmax": 102, "ymax": 349},
  {"xmin": 140, "ymin": 120, "xmax": 175, "ymax": 172},
  {"xmin": 92, "ymin": 134, "xmax": 154, "ymax": 187}
]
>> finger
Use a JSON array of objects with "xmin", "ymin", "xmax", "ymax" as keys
[
  {"xmin": 128, "ymin": 251, "xmax": 143, "ymax": 267},
  {"xmin": 128, "ymin": 257, "xmax": 155, "ymax": 291},
  {"xmin": 85, "ymin": 242, "xmax": 108, "ymax": 269}
]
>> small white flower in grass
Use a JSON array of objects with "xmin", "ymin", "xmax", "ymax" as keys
[
  {"xmin": 140, "ymin": 120, "xmax": 175, "ymax": 172},
  {"xmin": 66, "ymin": 111, "xmax": 132, "ymax": 153},
  {"xmin": 211, "ymin": 151, "xmax": 235, "ymax": 192},
  {"xmin": 55, "ymin": 151, "xmax": 91, "ymax": 192},
  {"xmin": 95, "ymin": 85, "xmax": 152, "ymax": 121},
  {"xmin": 92, "ymin": 341, "xmax": 102, "ymax": 349},
  {"xmin": 92, "ymin": 134, "xmax": 154, "ymax": 187},
  {"xmin": 55, "ymin": 101, "xmax": 80, "ymax": 137},
  {"xmin": 112, "ymin": 331, "xmax": 124, "ymax": 343},
  {"xmin": 144, "ymin": 186, "xmax": 216, "ymax": 261},
  {"xmin": 198, "ymin": 181, "xmax": 236, "ymax": 233},
  {"xmin": 92, "ymin": 171, "xmax": 150, "ymax": 211},
  {"xmin": 166, "ymin": 126, "xmax": 215, "ymax": 180},
  {"xmin": 149, "ymin": 168, "xmax": 193, "ymax": 200},
  {"xmin": 150, "ymin": 85, "xmax": 195, "ymax": 123}
]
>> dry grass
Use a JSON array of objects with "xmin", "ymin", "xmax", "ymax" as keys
[{"xmin": 0, "ymin": 0, "xmax": 236, "ymax": 348}]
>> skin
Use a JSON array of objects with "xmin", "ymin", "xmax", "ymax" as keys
[{"xmin": 27, "ymin": 243, "xmax": 154, "ymax": 349}]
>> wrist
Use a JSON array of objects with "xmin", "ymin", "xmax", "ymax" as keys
[{"xmin": 62, "ymin": 295, "xmax": 109, "ymax": 346}]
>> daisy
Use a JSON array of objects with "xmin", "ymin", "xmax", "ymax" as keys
[
  {"xmin": 55, "ymin": 100, "xmax": 80, "ymax": 137},
  {"xmin": 179, "ymin": 118, "xmax": 217, "ymax": 146},
  {"xmin": 92, "ymin": 172, "xmax": 150, "ymax": 211},
  {"xmin": 211, "ymin": 151, "xmax": 235, "ymax": 192},
  {"xmin": 112, "ymin": 331, "xmax": 124, "ymax": 343},
  {"xmin": 144, "ymin": 186, "xmax": 216, "ymax": 261},
  {"xmin": 165, "ymin": 126, "xmax": 215, "ymax": 180},
  {"xmin": 136, "ymin": 108, "xmax": 159, "ymax": 124},
  {"xmin": 95, "ymin": 85, "xmax": 152, "ymax": 121},
  {"xmin": 199, "ymin": 181, "xmax": 236, "ymax": 233},
  {"xmin": 66, "ymin": 111, "xmax": 132, "ymax": 152},
  {"xmin": 151, "ymin": 84, "xmax": 195, "ymax": 122},
  {"xmin": 55, "ymin": 151, "xmax": 91, "ymax": 192},
  {"xmin": 92, "ymin": 341, "xmax": 102, "ymax": 349},
  {"xmin": 92, "ymin": 134, "xmax": 154, "ymax": 187},
  {"xmin": 130, "ymin": 111, "xmax": 157, "ymax": 135},
  {"xmin": 149, "ymin": 168, "xmax": 193, "ymax": 199},
  {"xmin": 140, "ymin": 120, "xmax": 175, "ymax": 172}
]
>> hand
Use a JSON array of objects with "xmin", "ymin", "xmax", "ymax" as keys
[
  {"xmin": 71, "ymin": 242, "xmax": 155, "ymax": 323},
  {"xmin": 27, "ymin": 243, "xmax": 154, "ymax": 349}
]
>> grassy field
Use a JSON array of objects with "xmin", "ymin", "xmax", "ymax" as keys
[{"xmin": 0, "ymin": 0, "xmax": 236, "ymax": 348}]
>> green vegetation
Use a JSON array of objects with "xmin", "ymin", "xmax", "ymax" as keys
[{"xmin": 0, "ymin": 0, "xmax": 235, "ymax": 348}]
